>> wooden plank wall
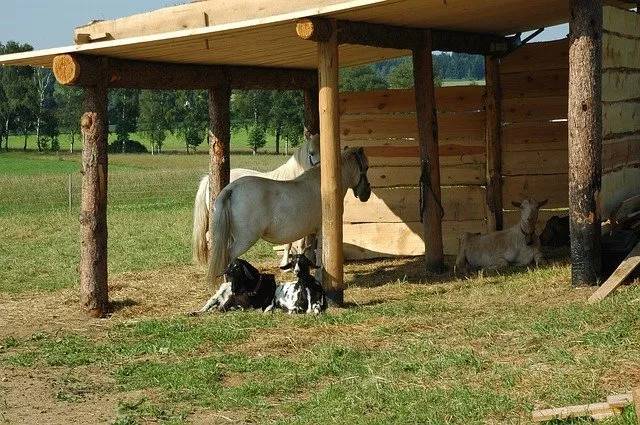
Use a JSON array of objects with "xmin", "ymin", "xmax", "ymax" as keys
[
  {"xmin": 339, "ymin": 86, "xmax": 487, "ymax": 259},
  {"xmin": 499, "ymin": 39, "xmax": 570, "ymax": 228},
  {"xmin": 601, "ymin": 5, "xmax": 640, "ymax": 218}
]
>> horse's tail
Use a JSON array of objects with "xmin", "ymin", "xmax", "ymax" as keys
[
  {"xmin": 192, "ymin": 175, "xmax": 210, "ymax": 265},
  {"xmin": 206, "ymin": 188, "xmax": 233, "ymax": 283}
]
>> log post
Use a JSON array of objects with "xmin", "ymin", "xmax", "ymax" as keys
[
  {"xmin": 207, "ymin": 81, "xmax": 231, "ymax": 256},
  {"xmin": 485, "ymin": 55, "xmax": 504, "ymax": 231},
  {"xmin": 412, "ymin": 31, "xmax": 444, "ymax": 273},
  {"xmin": 568, "ymin": 0, "xmax": 603, "ymax": 286},
  {"xmin": 79, "ymin": 67, "xmax": 109, "ymax": 317},
  {"xmin": 303, "ymin": 87, "xmax": 320, "ymax": 137},
  {"xmin": 633, "ymin": 387, "xmax": 640, "ymax": 423},
  {"xmin": 317, "ymin": 19, "xmax": 345, "ymax": 305}
]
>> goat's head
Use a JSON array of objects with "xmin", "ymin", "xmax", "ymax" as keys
[{"xmin": 512, "ymin": 198, "xmax": 548, "ymax": 245}]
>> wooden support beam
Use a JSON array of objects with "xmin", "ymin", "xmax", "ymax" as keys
[
  {"xmin": 588, "ymin": 241, "xmax": 640, "ymax": 303},
  {"xmin": 485, "ymin": 55, "xmax": 504, "ymax": 231},
  {"xmin": 633, "ymin": 387, "xmax": 640, "ymax": 423},
  {"xmin": 303, "ymin": 86, "xmax": 320, "ymax": 137},
  {"xmin": 568, "ymin": 0, "xmax": 603, "ymax": 286},
  {"xmin": 317, "ymin": 19, "xmax": 344, "ymax": 305},
  {"xmin": 207, "ymin": 82, "xmax": 231, "ymax": 260},
  {"xmin": 79, "ymin": 68, "xmax": 109, "ymax": 318},
  {"xmin": 52, "ymin": 54, "xmax": 317, "ymax": 90},
  {"xmin": 296, "ymin": 18, "xmax": 515, "ymax": 55},
  {"xmin": 413, "ymin": 31, "xmax": 444, "ymax": 273}
]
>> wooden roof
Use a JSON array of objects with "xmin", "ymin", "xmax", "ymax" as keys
[{"xmin": 0, "ymin": 0, "xmax": 631, "ymax": 69}]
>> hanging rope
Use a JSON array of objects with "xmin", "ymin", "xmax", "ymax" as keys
[{"xmin": 419, "ymin": 159, "xmax": 445, "ymax": 223}]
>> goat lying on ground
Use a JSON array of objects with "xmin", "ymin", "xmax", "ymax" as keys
[
  {"xmin": 199, "ymin": 258, "xmax": 276, "ymax": 312},
  {"xmin": 455, "ymin": 198, "xmax": 548, "ymax": 273},
  {"xmin": 266, "ymin": 254, "xmax": 327, "ymax": 315}
]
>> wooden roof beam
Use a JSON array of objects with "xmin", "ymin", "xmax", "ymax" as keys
[
  {"xmin": 52, "ymin": 54, "xmax": 317, "ymax": 90},
  {"xmin": 296, "ymin": 18, "xmax": 517, "ymax": 55}
]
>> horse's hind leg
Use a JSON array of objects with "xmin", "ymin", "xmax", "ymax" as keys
[{"xmin": 229, "ymin": 235, "xmax": 261, "ymax": 265}]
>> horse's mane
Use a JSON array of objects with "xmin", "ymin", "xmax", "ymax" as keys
[{"xmin": 265, "ymin": 139, "xmax": 311, "ymax": 180}]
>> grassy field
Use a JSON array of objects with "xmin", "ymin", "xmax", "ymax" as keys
[{"xmin": 0, "ymin": 151, "xmax": 639, "ymax": 424}]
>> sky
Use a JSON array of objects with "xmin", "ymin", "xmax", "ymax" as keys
[{"xmin": 0, "ymin": 1, "xmax": 569, "ymax": 50}]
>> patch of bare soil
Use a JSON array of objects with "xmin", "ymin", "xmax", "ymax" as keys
[{"xmin": 0, "ymin": 366, "xmax": 119, "ymax": 424}]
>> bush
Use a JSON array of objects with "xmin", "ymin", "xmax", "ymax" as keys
[{"xmin": 108, "ymin": 139, "xmax": 149, "ymax": 154}]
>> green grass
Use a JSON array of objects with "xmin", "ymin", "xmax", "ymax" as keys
[
  {"xmin": 0, "ymin": 151, "xmax": 286, "ymax": 292},
  {"xmin": 1, "ymin": 271, "xmax": 639, "ymax": 424}
]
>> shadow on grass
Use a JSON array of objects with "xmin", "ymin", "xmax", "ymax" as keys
[{"xmin": 109, "ymin": 298, "xmax": 139, "ymax": 313}]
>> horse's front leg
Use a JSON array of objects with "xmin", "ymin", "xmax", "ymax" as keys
[{"xmin": 533, "ymin": 247, "xmax": 546, "ymax": 267}]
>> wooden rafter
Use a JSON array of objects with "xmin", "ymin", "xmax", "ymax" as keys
[
  {"xmin": 52, "ymin": 54, "xmax": 317, "ymax": 90},
  {"xmin": 296, "ymin": 18, "xmax": 517, "ymax": 55}
]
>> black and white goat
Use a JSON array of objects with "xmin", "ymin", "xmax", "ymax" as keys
[
  {"xmin": 266, "ymin": 254, "xmax": 327, "ymax": 315},
  {"xmin": 199, "ymin": 258, "xmax": 276, "ymax": 313}
]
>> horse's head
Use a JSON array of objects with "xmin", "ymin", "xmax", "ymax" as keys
[
  {"xmin": 343, "ymin": 147, "xmax": 371, "ymax": 202},
  {"xmin": 512, "ymin": 198, "xmax": 548, "ymax": 245},
  {"xmin": 304, "ymin": 133, "xmax": 321, "ymax": 168}
]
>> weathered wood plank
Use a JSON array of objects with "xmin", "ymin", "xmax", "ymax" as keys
[
  {"xmin": 602, "ymin": 167, "xmax": 640, "ymax": 218},
  {"xmin": 502, "ymin": 121, "xmax": 568, "ymax": 152},
  {"xmin": 499, "ymin": 39, "xmax": 568, "ymax": 74},
  {"xmin": 588, "ymin": 241, "xmax": 640, "ymax": 303},
  {"xmin": 502, "ymin": 149, "xmax": 568, "ymax": 175},
  {"xmin": 367, "ymin": 164, "xmax": 485, "ymax": 187},
  {"xmin": 501, "ymin": 69, "xmax": 569, "ymax": 99},
  {"xmin": 532, "ymin": 402, "xmax": 620, "ymax": 422},
  {"xmin": 339, "ymin": 86, "xmax": 485, "ymax": 115},
  {"xmin": 603, "ymin": 136, "xmax": 640, "ymax": 172},
  {"xmin": 360, "ymin": 144, "xmax": 485, "ymax": 160},
  {"xmin": 502, "ymin": 174, "xmax": 568, "ymax": 209},
  {"xmin": 603, "ymin": 5, "xmax": 640, "ymax": 38},
  {"xmin": 343, "ymin": 220, "xmax": 486, "ymax": 259},
  {"xmin": 343, "ymin": 186, "xmax": 487, "ymax": 223},
  {"xmin": 340, "ymin": 111, "xmax": 485, "ymax": 142},
  {"xmin": 603, "ymin": 101, "xmax": 640, "ymax": 138},
  {"xmin": 603, "ymin": 32, "xmax": 640, "ymax": 70},
  {"xmin": 603, "ymin": 70, "xmax": 640, "ymax": 102},
  {"xmin": 367, "ymin": 153, "xmax": 486, "ymax": 167},
  {"xmin": 502, "ymin": 96, "xmax": 567, "ymax": 123}
]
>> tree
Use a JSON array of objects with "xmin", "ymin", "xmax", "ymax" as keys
[
  {"xmin": 247, "ymin": 124, "xmax": 266, "ymax": 154},
  {"xmin": 388, "ymin": 57, "xmax": 414, "ymax": 89},
  {"xmin": 33, "ymin": 67, "xmax": 56, "ymax": 152},
  {"xmin": 339, "ymin": 64, "xmax": 388, "ymax": 92},
  {"xmin": 139, "ymin": 90, "xmax": 174, "ymax": 154},
  {"xmin": 269, "ymin": 91, "xmax": 304, "ymax": 153},
  {"xmin": 54, "ymin": 84, "xmax": 83, "ymax": 153},
  {"xmin": 172, "ymin": 90, "xmax": 207, "ymax": 153},
  {"xmin": 109, "ymin": 89, "xmax": 140, "ymax": 152},
  {"xmin": 0, "ymin": 41, "xmax": 36, "ymax": 150}
]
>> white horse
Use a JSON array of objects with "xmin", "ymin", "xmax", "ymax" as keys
[
  {"xmin": 200, "ymin": 147, "xmax": 371, "ymax": 312},
  {"xmin": 192, "ymin": 134, "xmax": 320, "ymax": 265}
]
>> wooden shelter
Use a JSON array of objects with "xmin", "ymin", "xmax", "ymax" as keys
[{"xmin": 1, "ymin": 0, "xmax": 638, "ymax": 316}]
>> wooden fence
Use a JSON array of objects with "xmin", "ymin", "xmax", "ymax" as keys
[
  {"xmin": 499, "ymin": 39, "xmax": 569, "ymax": 230},
  {"xmin": 601, "ymin": 5, "xmax": 640, "ymax": 217},
  {"xmin": 340, "ymin": 86, "xmax": 487, "ymax": 259}
]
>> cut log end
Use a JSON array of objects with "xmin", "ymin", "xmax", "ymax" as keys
[
  {"xmin": 53, "ymin": 54, "xmax": 81, "ymax": 85},
  {"xmin": 296, "ymin": 18, "xmax": 333, "ymax": 41}
]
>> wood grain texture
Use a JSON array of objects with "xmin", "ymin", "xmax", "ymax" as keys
[
  {"xmin": 501, "ymin": 69, "xmax": 569, "ymax": 99},
  {"xmin": 343, "ymin": 220, "xmax": 486, "ymax": 259},
  {"xmin": 339, "ymin": 86, "xmax": 484, "ymax": 115},
  {"xmin": 603, "ymin": 101, "xmax": 640, "ymax": 138},
  {"xmin": 499, "ymin": 39, "xmax": 569, "ymax": 74},
  {"xmin": 603, "ymin": 136, "xmax": 640, "ymax": 172},
  {"xmin": 340, "ymin": 111, "xmax": 485, "ymax": 142},
  {"xmin": 367, "ymin": 164, "xmax": 484, "ymax": 187},
  {"xmin": 502, "ymin": 121, "xmax": 568, "ymax": 152},
  {"xmin": 502, "ymin": 96, "xmax": 567, "ymax": 123},
  {"xmin": 502, "ymin": 149, "xmax": 568, "ymax": 175},
  {"xmin": 588, "ymin": 241, "xmax": 640, "ymax": 303},
  {"xmin": 502, "ymin": 174, "xmax": 568, "ymax": 209},
  {"xmin": 343, "ymin": 186, "xmax": 487, "ymax": 223},
  {"xmin": 603, "ymin": 5, "xmax": 640, "ymax": 37},
  {"xmin": 602, "ymin": 70, "xmax": 640, "ymax": 102},
  {"xmin": 485, "ymin": 55, "xmax": 503, "ymax": 231},
  {"xmin": 603, "ymin": 32, "xmax": 640, "ymax": 70}
]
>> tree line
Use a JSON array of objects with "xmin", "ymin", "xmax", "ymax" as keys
[{"xmin": 0, "ymin": 40, "xmax": 484, "ymax": 154}]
